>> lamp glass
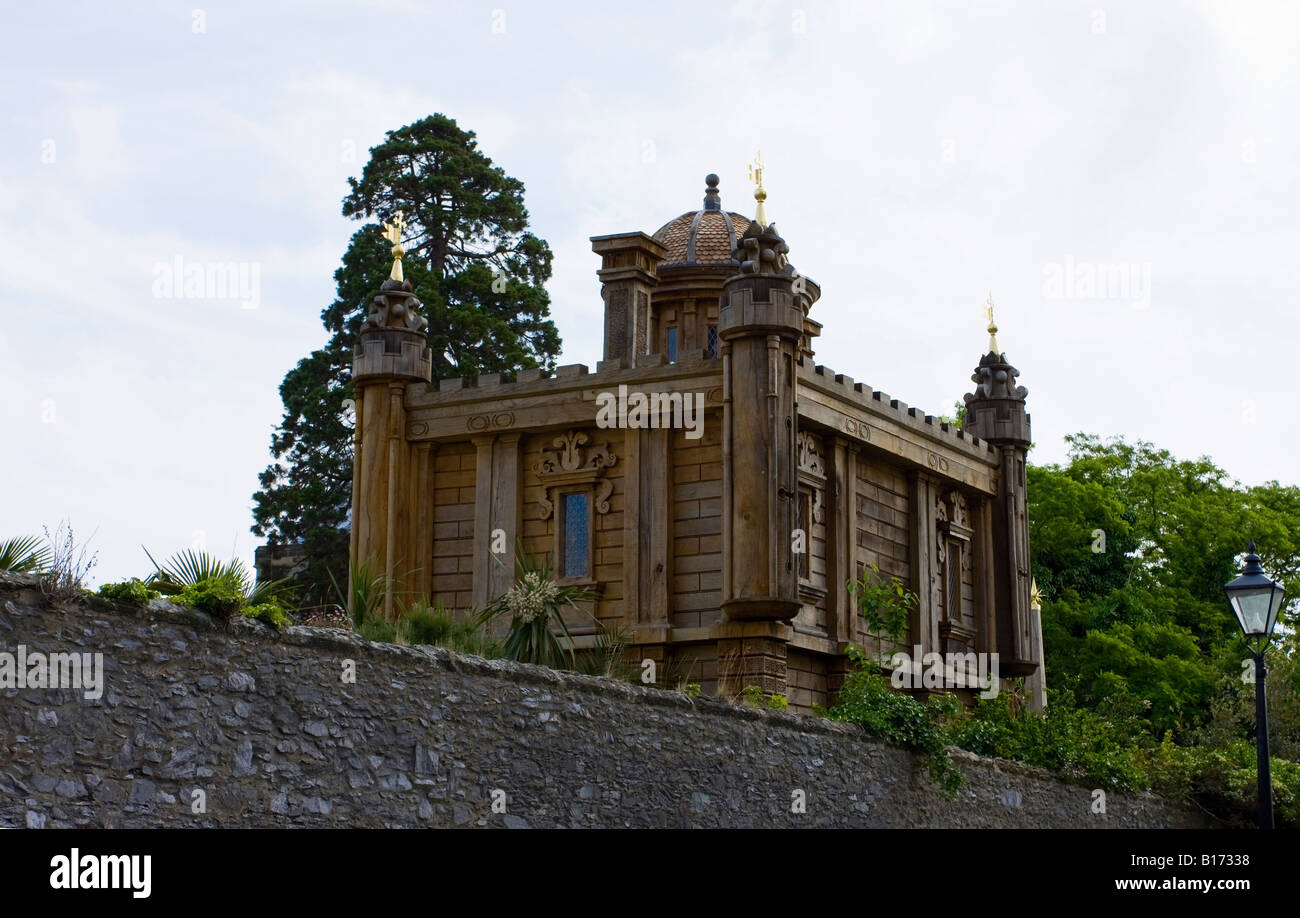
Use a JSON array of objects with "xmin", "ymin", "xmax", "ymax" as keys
[{"xmin": 1225, "ymin": 583, "xmax": 1286, "ymax": 639}]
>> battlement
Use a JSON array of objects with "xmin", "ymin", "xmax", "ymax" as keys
[
  {"xmin": 796, "ymin": 358, "xmax": 995, "ymax": 460},
  {"xmin": 406, "ymin": 348, "xmax": 721, "ymax": 409}
]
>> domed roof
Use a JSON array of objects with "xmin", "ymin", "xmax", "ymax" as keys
[{"xmin": 652, "ymin": 174, "xmax": 752, "ymax": 268}]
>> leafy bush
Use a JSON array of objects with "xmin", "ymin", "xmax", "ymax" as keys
[
  {"xmin": 97, "ymin": 578, "xmax": 160, "ymax": 605},
  {"xmin": 847, "ymin": 562, "xmax": 916, "ymax": 644},
  {"xmin": 823, "ymin": 645, "xmax": 964, "ymax": 794},
  {"xmin": 169, "ymin": 576, "xmax": 246, "ymax": 625},
  {"xmin": 242, "ymin": 601, "xmax": 292, "ymax": 631},
  {"xmin": 946, "ymin": 687, "xmax": 1148, "ymax": 791}
]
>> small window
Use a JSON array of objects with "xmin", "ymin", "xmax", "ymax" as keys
[
  {"xmin": 560, "ymin": 491, "xmax": 591, "ymax": 579},
  {"xmin": 666, "ymin": 327, "xmax": 678, "ymax": 364},
  {"xmin": 706, "ymin": 324, "xmax": 718, "ymax": 359}
]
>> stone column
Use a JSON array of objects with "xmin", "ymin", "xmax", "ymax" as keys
[
  {"xmin": 590, "ymin": 232, "xmax": 665, "ymax": 364},
  {"xmin": 470, "ymin": 433, "xmax": 522, "ymax": 610}
]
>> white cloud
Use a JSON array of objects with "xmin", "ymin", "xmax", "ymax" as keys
[{"xmin": 1, "ymin": 0, "xmax": 1296, "ymax": 584}]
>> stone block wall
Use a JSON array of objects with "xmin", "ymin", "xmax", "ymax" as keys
[{"xmin": 0, "ymin": 573, "xmax": 1205, "ymax": 829}]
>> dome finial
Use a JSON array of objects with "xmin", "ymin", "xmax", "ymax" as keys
[
  {"xmin": 984, "ymin": 291, "xmax": 1000, "ymax": 355},
  {"xmin": 747, "ymin": 152, "xmax": 768, "ymax": 227},
  {"xmin": 703, "ymin": 173, "xmax": 721, "ymax": 211}
]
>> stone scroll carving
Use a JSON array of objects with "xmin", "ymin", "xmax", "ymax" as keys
[
  {"xmin": 531, "ymin": 429, "xmax": 617, "ymax": 520},
  {"xmin": 796, "ymin": 431, "xmax": 826, "ymax": 524}
]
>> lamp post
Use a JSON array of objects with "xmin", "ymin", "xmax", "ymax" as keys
[{"xmin": 1223, "ymin": 540, "xmax": 1287, "ymax": 829}]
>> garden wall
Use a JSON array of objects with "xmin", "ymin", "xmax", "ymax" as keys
[{"xmin": 0, "ymin": 572, "xmax": 1206, "ymax": 828}]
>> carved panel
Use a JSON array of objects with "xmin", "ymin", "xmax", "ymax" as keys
[
  {"xmin": 796, "ymin": 431, "xmax": 826, "ymax": 478},
  {"xmin": 531, "ymin": 429, "xmax": 617, "ymax": 520}
]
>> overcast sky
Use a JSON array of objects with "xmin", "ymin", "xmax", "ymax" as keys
[{"xmin": 3, "ymin": 0, "xmax": 1296, "ymax": 585}]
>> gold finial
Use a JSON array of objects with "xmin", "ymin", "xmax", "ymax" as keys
[
  {"xmin": 1030, "ymin": 577, "xmax": 1042, "ymax": 609},
  {"xmin": 381, "ymin": 210, "xmax": 407, "ymax": 282},
  {"xmin": 747, "ymin": 151, "xmax": 768, "ymax": 227},
  {"xmin": 984, "ymin": 291, "xmax": 1000, "ymax": 355}
]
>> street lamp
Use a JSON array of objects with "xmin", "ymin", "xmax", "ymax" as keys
[{"xmin": 1223, "ymin": 540, "xmax": 1287, "ymax": 829}]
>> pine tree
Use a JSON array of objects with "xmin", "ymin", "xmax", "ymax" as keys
[{"xmin": 252, "ymin": 114, "xmax": 561, "ymax": 605}]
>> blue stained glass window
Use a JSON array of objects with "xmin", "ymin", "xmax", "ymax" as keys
[
  {"xmin": 563, "ymin": 492, "xmax": 589, "ymax": 579},
  {"xmin": 707, "ymin": 324, "xmax": 718, "ymax": 358},
  {"xmin": 667, "ymin": 327, "xmax": 678, "ymax": 364}
]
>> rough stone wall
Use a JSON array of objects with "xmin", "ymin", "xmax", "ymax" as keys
[{"xmin": 0, "ymin": 573, "xmax": 1206, "ymax": 829}]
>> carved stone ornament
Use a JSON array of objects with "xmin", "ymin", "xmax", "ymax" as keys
[
  {"xmin": 936, "ymin": 489, "xmax": 974, "ymax": 573},
  {"xmin": 531, "ymin": 430, "xmax": 617, "ymax": 520},
  {"xmin": 364, "ymin": 278, "xmax": 429, "ymax": 334},
  {"xmin": 796, "ymin": 431, "xmax": 825, "ymax": 478}
]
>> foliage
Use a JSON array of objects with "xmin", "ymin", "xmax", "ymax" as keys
[
  {"xmin": 737, "ymin": 685, "xmax": 789, "ymax": 710},
  {"xmin": 97, "ymin": 578, "xmax": 160, "ymax": 605},
  {"xmin": 1200, "ymin": 639, "xmax": 1300, "ymax": 763},
  {"xmin": 1026, "ymin": 434, "xmax": 1300, "ymax": 823},
  {"xmin": 357, "ymin": 616, "xmax": 396, "ymax": 644},
  {"xmin": 573, "ymin": 621, "xmax": 634, "ymax": 681},
  {"xmin": 0, "ymin": 535, "xmax": 53, "ymax": 573},
  {"xmin": 144, "ymin": 548, "xmax": 282, "ymax": 606},
  {"xmin": 947, "ymin": 686, "xmax": 1148, "ymax": 791},
  {"xmin": 252, "ymin": 113, "xmax": 562, "ymax": 607},
  {"xmin": 683, "ymin": 683, "xmax": 702, "ymax": 699},
  {"xmin": 394, "ymin": 596, "xmax": 499, "ymax": 656},
  {"xmin": 242, "ymin": 601, "xmax": 292, "ymax": 631},
  {"xmin": 481, "ymin": 547, "xmax": 597, "ymax": 668},
  {"xmin": 847, "ymin": 562, "xmax": 916, "ymax": 645},
  {"xmin": 823, "ymin": 645, "xmax": 964, "ymax": 795},
  {"xmin": 331, "ymin": 558, "xmax": 387, "ymax": 628},
  {"xmin": 41, "ymin": 522, "xmax": 98, "ymax": 601},
  {"xmin": 169, "ymin": 576, "xmax": 247, "ymax": 626},
  {"xmin": 936, "ymin": 401, "xmax": 967, "ymax": 429}
]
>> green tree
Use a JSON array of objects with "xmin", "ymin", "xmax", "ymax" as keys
[
  {"xmin": 252, "ymin": 114, "xmax": 561, "ymax": 605},
  {"xmin": 1031, "ymin": 434, "xmax": 1300, "ymax": 745}
]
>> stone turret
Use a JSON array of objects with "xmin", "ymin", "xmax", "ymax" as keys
[
  {"xmin": 350, "ymin": 251, "xmax": 433, "ymax": 619},
  {"xmin": 720, "ymin": 220, "xmax": 804, "ymax": 622},
  {"xmin": 962, "ymin": 300, "xmax": 1036, "ymax": 676},
  {"xmin": 714, "ymin": 219, "xmax": 806, "ymax": 696}
]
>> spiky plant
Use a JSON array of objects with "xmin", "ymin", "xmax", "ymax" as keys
[
  {"xmin": 0, "ymin": 536, "xmax": 53, "ymax": 574},
  {"xmin": 481, "ymin": 547, "xmax": 598, "ymax": 669},
  {"xmin": 328, "ymin": 558, "xmax": 387, "ymax": 628},
  {"xmin": 143, "ymin": 547, "xmax": 283, "ymax": 605}
]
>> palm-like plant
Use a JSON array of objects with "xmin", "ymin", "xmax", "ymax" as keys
[
  {"xmin": 143, "ymin": 547, "xmax": 282, "ymax": 604},
  {"xmin": 328, "ymin": 558, "xmax": 387, "ymax": 628},
  {"xmin": 481, "ymin": 548, "xmax": 598, "ymax": 669},
  {"xmin": 0, "ymin": 536, "xmax": 53, "ymax": 574}
]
